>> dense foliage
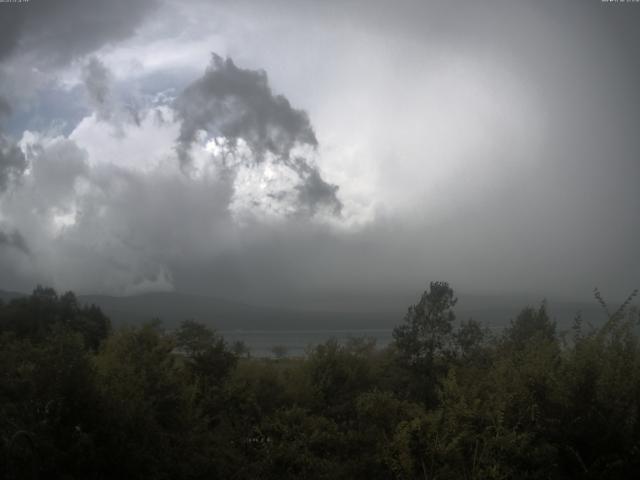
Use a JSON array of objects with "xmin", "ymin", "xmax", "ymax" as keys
[{"xmin": 1, "ymin": 283, "xmax": 639, "ymax": 479}]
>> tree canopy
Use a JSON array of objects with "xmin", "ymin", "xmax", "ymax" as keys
[{"xmin": 1, "ymin": 284, "xmax": 639, "ymax": 479}]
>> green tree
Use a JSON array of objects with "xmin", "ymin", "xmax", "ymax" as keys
[
  {"xmin": 305, "ymin": 338, "xmax": 376, "ymax": 420},
  {"xmin": 504, "ymin": 302, "xmax": 556, "ymax": 350},
  {"xmin": 0, "ymin": 287, "xmax": 110, "ymax": 351},
  {"xmin": 0, "ymin": 329, "xmax": 101, "ymax": 479},
  {"xmin": 174, "ymin": 319, "xmax": 237, "ymax": 392},
  {"xmin": 392, "ymin": 281, "xmax": 458, "ymax": 405},
  {"xmin": 93, "ymin": 323, "xmax": 205, "ymax": 479}
]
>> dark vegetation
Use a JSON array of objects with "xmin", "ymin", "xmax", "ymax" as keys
[{"xmin": 1, "ymin": 282, "xmax": 639, "ymax": 479}]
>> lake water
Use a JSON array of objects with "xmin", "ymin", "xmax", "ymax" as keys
[{"xmin": 220, "ymin": 329, "xmax": 394, "ymax": 357}]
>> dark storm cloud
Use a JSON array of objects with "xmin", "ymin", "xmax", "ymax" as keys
[
  {"xmin": 0, "ymin": 227, "xmax": 29, "ymax": 255},
  {"xmin": 175, "ymin": 54, "xmax": 341, "ymax": 215},
  {"xmin": 175, "ymin": 54, "xmax": 317, "ymax": 164},
  {"xmin": 289, "ymin": 158, "xmax": 341, "ymax": 216},
  {"xmin": 0, "ymin": 0, "xmax": 159, "ymax": 65}
]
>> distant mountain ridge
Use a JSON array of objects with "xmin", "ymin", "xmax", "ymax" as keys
[
  {"xmin": 78, "ymin": 291, "xmax": 382, "ymax": 331},
  {"xmin": 1, "ymin": 288, "xmax": 609, "ymax": 332}
]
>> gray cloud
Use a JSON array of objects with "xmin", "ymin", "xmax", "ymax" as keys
[
  {"xmin": 0, "ymin": 227, "xmax": 29, "ymax": 255},
  {"xmin": 0, "ymin": 96, "xmax": 10, "ymax": 118},
  {"xmin": 28, "ymin": 138, "xmax": 88, "ymax": 208},
  {"xmin": 0, "ymin": 0, "xmax": 160, "ymax": 116},
  {"xmin": 175, "ymin": 54, "xmax": 341, "ymax": 216},
  {"xmin": 81, "ymin": 57, "xmax": 146, "ymax": 130},
  {"xmin": 0, "ymin": 134, "xmax": 26, "ymax": 192},
  {"xmin": 0, "ymin": 0, "xmax": 159, "ymax": 66},
  {"xmin": 176, "ymin": 54, "xmax": 317, "ymax": 163},
  {"xmin": 289, "ymin": 158, "xmax": 341, "ymax": 216},
  {"xmin": 82, "ymin": 57, "xmax": 113, "ymax": 121},
  {"xmin": 0, "ymin": 95, "xmax": 25, "ymax": 191}
]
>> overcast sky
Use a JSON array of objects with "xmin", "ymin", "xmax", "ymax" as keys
[{"xmin": 0, "ymin": 0, "xmax": 638, "ymax": 305}]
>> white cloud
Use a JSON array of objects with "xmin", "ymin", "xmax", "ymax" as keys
[{"xmin": 71, "ymin": 106, "xmax": 179, "ymax": 171}]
